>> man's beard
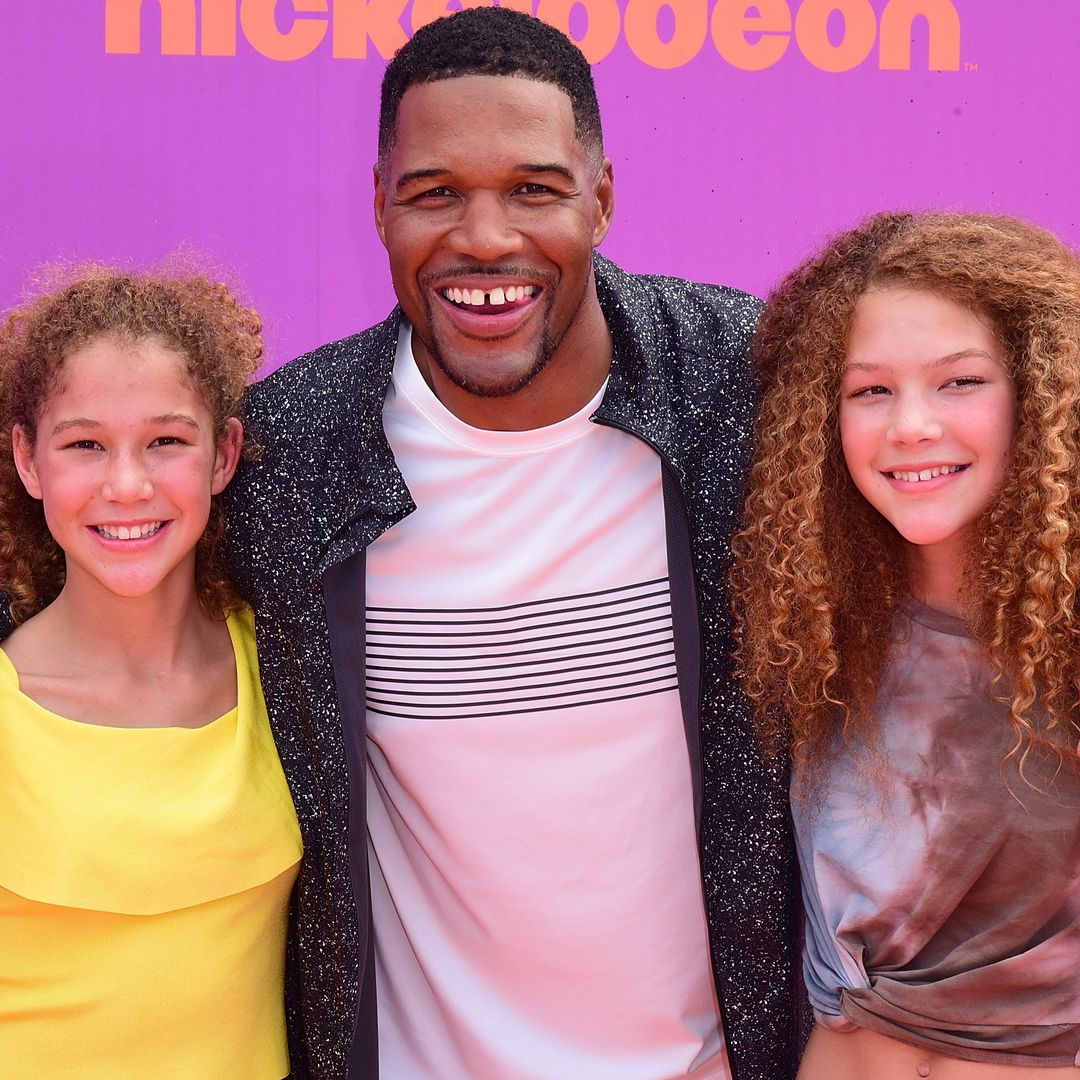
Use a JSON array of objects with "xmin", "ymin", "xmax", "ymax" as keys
[
  {"xmin": 416, "ymin": 265, "xmax": 586, "ymax": 399},
  {"xmin": 424, "ymin": 325, "xmax": 559, "ymax": 398}
]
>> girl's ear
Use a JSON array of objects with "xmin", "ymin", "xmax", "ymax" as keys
[
  {"xmin": 211, "ymin": 418, "xmax": 244, "ymax": 496},
  {"xmin": 11, "ymin": 425, "xmax": 43, "ymax": 500}
]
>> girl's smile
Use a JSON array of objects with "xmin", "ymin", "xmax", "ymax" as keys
[
  {"xmin": 840, "ymin": 286, "xmax": 1016, "ymax": 596},
  {"xmin": 12, "ymin": 334, "xmax": 241, "ymax": 605}
]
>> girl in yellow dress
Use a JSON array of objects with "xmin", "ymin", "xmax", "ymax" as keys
[{"xmin": 0, "ymin": 266, "xmax": 303, "ymax": 1079}]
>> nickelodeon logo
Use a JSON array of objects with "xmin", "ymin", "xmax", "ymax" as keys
[{"xmin": 105, "ymin": 0, "xmax": 961, "ymax": 71}]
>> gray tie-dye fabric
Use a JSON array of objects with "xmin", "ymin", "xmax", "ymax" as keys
[{"xmin": 793, "ymin": 599, "xmax": 1080, "ymax": 1067}]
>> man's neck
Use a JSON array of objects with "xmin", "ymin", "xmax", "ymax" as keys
[{"xmin": 412, "ymin": 302, "xmax": 613, "ymax": 432}]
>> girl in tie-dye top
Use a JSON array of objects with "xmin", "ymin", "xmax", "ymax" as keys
[{"xmin": 732, "ymin": 211, "xmax": 1080, "ymax": 1080}]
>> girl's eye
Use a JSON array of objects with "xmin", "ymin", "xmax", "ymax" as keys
[
  {"xmin": 151, "ymin": 436, "xmax": 187, "ymax": 447},
  {"xmin": 847, "ymin": 384, "xmax": 890, "ymax": 399},
  {"xmin": 65, "ymin": 439, "xmax": 101, "ymax": 451},
  {"xmin": 946, "ymin": 376, "xmax": 986, "ymax": 389}
]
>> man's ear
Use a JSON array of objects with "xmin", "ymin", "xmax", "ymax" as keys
[
  {"xmin": 374, "ymin": 162, "xmax": 388, "ymax": 249},
  {"xmin": 211, "ymin": 418, "xmax": 244, "ymax": 496},
  {"xmin": 11, "ymin": 425, "xmax": 43, "ymax": 500},
  {"xmin": 592, "ymin": 156, "xmax": 615, "ymax": 248}
]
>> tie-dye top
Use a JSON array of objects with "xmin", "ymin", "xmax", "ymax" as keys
[{"xmin": 793, "ymin": 598, "xmax": 1080, "ymax": 1067}]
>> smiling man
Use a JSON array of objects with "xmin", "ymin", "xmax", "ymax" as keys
[
  {"xmin": 375, "ymin": 66, "xmax": 613, "ymax": 429},
  {"xmin": 226, "ymin": 9, "xmax": 804, "ymax": 1080}
]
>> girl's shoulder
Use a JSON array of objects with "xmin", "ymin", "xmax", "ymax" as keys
[
  {"xmin": 0, "ymin": 606, "xmax": 58, "ymax": 680},
  {"xmin": 2, "ymin": 607, "xmax": 239, "ymax": 730}
]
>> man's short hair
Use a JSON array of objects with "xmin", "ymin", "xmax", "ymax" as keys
[{"xmin": 378, "ymin": 8, "xmax": 603, "ymax": 164}]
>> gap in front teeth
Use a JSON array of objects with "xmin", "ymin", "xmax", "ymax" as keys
[
  {"xmin": 96, "ymin": 522, "xmax": 164, "ymax": 540},
  {"xmin": 889, "ymin": 465, "xmax": 964, "ymax": 483},
  {"xmin": 443, "ymin": 285, "xmax": 536, "ymax": 306}
]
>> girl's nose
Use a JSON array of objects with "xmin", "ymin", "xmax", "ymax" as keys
[
  {"xmin": 101, "ymin": 453, "xmax": 153, "ymax": 503},
  {"xmin": 888, "ymin": 395, "xmax": 943, "ymax": 445}
]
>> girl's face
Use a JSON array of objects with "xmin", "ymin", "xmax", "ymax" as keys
[
  {"xmin": 839, "ymin": 286, "xmax": 1016, "ymax": 583},
  {"xmin": 12, "ymin": 334, "xmax": 242, "ymax": 605}
]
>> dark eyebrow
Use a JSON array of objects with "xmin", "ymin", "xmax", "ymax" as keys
[
  {"xmin": 150, "ymin": 413, "xmax": 201, "ymax": 429},
  {"xmin": 931, "ymin": 348, "xmax": 998, "ymax": 367},
  {"xmin": 395, "ymin": 168, "xmax": 450, "ymax": 193},
  {"xmin": 51, "ymin": 413, "xmax": 201, "ymax": 436},
  {"xmin": 395, "ymin": 162, "xmax": 577, "ymax": 194},
  {"xmin": 52, "ymin": 417, "xmax": 100, "ymax": 435},
  {"xmin": 845, "ymin": 348, "xmax": 998, "ymax": 374},
  {"xmin": 515, "ymin": 163, "xmax": 576, "ymax": 183}
]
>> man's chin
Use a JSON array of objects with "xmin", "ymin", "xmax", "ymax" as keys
[{"xmin": 430, "ymin": 346, "xmax": 553, "ymax": 400}]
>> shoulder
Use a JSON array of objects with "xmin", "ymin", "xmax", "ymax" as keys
[
  {"xmin": 231, "ymin": 311, "xmax": 401, "ymax": 512},
  {"xmin": 0, "ymin": 608, "xmax": 49, "ymax": 673},
  {"xmin": 594, "ymin": 252, "xmax": 763, "ymax": 363},
  {"xmin": 594, "ymin": 254, "xmax": 762, "ymax": 436},
  {"xmin": 243, "ymin": 312, "xmax": 402, "ymax": 445},
  {"xmin": 223, "ymin": 313, "xmax": 403, "ymax": 593},
  {"xmin": 226, "ymin": 605, "xmax": 256, "ymax": 646},
  {"xmin": 226, "ymin": 607, "xmax": 262, "ymax": 690}
]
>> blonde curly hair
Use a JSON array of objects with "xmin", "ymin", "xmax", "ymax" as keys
[
  {"xmin": 731, "ymin": 211, "xmax": 1080, "ymax": 783},
  {"xmin": 0, "ymin": 262, "xmax": 263, "ymax": 623}
]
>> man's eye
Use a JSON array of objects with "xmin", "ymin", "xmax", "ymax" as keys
[
  {"xmin": 514, "ymin": 183, "xmax": 553, "ymax": 197},
  {"xmin": 415, "ymin": 186, "xmax": 455, "ymax": 201}
]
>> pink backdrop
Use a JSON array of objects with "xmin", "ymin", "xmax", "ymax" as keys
[{"xmin": 3, "ymin": 2, "xmax": 1078, "ymax": 371}]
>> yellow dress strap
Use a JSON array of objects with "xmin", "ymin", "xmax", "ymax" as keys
[{"xmin": 0, "ymin": 609, "xmax": 302, "ymax": 914}]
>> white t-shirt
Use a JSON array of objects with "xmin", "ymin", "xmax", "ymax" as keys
[{"xmin": 364, "ymin": 327, "xmax": 728, "ymax": 1080}]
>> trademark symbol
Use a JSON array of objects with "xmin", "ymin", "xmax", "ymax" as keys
[{"xmin": 964, "ymin": 61, "xmax": 979, "ymax": 72}]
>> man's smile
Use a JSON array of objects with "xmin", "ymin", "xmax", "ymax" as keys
[
  {"xmin": 440, "ymin": 284, "xmax": 537, "ymax": 308},
  {"xmin": 423, "ymin": 267, "xmax": 551, "ymax": 345}
]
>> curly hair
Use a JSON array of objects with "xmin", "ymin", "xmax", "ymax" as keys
[
  {"xmin": 731, "ymin": 211, "xmax": 1080, "ymax": 784},
  {"xmin": 378, "ymin": 7, "xmax": 603, "ymax": 166},
  {"xmin": 0, "ymin": 262, "xmax": 263, "ymax": 623}
]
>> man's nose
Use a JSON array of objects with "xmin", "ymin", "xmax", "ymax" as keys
[{"xmin": 450, "ymin": 192, "xmax": 524, "ymax": 261}]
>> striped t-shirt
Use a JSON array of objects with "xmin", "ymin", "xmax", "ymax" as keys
[{"xmin": 363, "ymin": 326, "xmax": 728, "ymax": 1080}]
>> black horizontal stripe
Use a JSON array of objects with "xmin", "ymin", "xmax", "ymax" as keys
[
  {"xmin": 371, "ymin": 609, "xmax": 669, "ymax": 639},
  {"xmin": 367, "ymin": 588, "xmax": 669, "ymax": 629},
  {"xmin": 370, "ymin": 661, "xmax": 676, "ymax": 698},
  {"xmin": 365, "ymin": 630, "xmax": 671, "ymax": 664},
  {"xmin": 371, "ymin": 604, "xmax": 669, "ymax": 635},
  {"xmin": 366, "ymin": 646, "xmax": 675, "ymax": 682},
  {"xmin": 366, "ymin": 578, "xmax": 677, "ymax": 719},
  {"xmin": 367, "ymin": 682, "xmax": 679, "ymax": 721},
  {"xmin": 368, "ymin": 617, "xmax": 671, "ymax": 651},
  {"xmin": 367, "ymin": 577, "xmax": 668, "ymax": 616},
  {"xmin": 367, "ymin": 673, "xmax": 678, "ymax": 711}
]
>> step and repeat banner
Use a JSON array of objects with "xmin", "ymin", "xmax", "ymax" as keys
[{"xmin": 2, "ymin": 2, "xmax": 1077, "ymax": 370}]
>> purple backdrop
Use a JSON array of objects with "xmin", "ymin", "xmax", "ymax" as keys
[{"xmin": 3, "ymin": 2, "xmax": 1078, "ymax": 372}]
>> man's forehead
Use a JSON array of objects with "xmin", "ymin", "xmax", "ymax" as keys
[
  {"xmin": 384, "ymin": 75, "xmax": 596, "ymax": 180},
  {"xmin": 400, "ymin": 72, "xmax": 572, "ymax": 111},
  {"xmin": 393, "ymin": 75, "xmax": 575, "ymax": 140}
]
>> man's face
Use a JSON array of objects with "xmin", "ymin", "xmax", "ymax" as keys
[{"xmin": 375, "ymin": 75, "xmax": 614, "ymax": 428}]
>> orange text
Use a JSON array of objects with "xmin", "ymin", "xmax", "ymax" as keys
[{"xmin": 105, "ymin": 0, "xmax": 962, "ymax": 70}]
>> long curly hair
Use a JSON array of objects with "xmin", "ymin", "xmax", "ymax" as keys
[
  {"xmin": 0, "ymin": 262, "xmax": 263, "ymax": 623},
  {"xmin": 731, "ymin": 211, "xmax": 1080, "ymax": 783}
]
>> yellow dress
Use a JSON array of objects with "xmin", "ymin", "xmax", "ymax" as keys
[{"xmin": 0, "ymin": 609, "xmax": 302, "ymax": 1080}]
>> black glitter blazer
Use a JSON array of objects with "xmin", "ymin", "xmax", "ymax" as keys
[{"xmin": 222, "ymin": 253, "xmax": 809, "ymax": 1080}]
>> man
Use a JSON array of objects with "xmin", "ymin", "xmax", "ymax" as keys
[{"xmin": 227, "ymin": 9, "xmax": 805, "ymax": 1079}]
